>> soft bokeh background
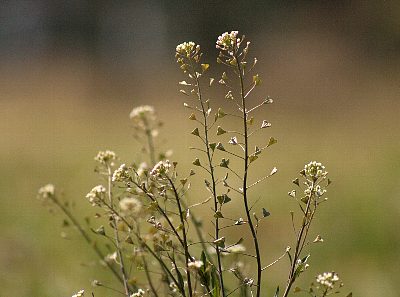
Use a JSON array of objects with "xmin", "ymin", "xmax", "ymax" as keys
[{"xmin": 1, "ymin": 1, "xmax": 399, "ymax": 296}]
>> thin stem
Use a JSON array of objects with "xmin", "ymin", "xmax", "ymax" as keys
[
  {"xmin": 192, "ymin": 61, "xmax": 226, "ymax": 297},
  {"xmin": 282, "ymin": 184, "xmax": 315, "ymax": 297},
  {"xmin": 107, "ymin": 166, "xmax": 131, "ymax": 297},
  {"xmin": 236, "ymin": 55, "xmax": 262, "ymax": 297},
  {"xmin": 167, "ymin": 176, "xmax": 193, "ymax": 297}
]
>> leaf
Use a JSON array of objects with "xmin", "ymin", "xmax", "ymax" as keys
[
  {"xmin": 263, "ymin": 96, "xmax": 274, "ymax": 104},
  {"xmin": 249, "ymin": 154, "xmax": 258, "ymax": 163},
  {"xmin": 261, "ymin": 120, "xmax": 272, "ymax": 128},
  {"xmin": 192, "ymin": 158, "xmax": 201, "ymax": 166},
  {"xmin": 201, "ymin": 63, "xmax": 210, "ymax": 72},
  {"xmin": 216, "ymin": 142, "xmax": 225, "ymax": 151},
  {"xmin": 217, "ymin": 194, "xmax": 231, "ymax": 204},
  {"xmin": 216, "ymin": 126, "xmax": 227, "ymax": 135},
  {"xmin": 294, "ymin": 287, "xmax": 301, "ymax": 293},
  {"xmin": 217, "ymin": 108, "xmax": 226, "ymax": 118},
  {"xmin": 253, "ymin": 74, "xmax": 261, "ymax": 86},
  {"xmin": 93, "ymin": 225, "xmax": 106, "ymax": 236},
  {"xmin": 292, "ymin": 178, "xmax": 300, "ymax": 186},
  {"xmin": 179, "ymin": 80, "xmax": 191, "ymax": 86},
  {"xmin": 189, "ymin": 113, "xmax": 196, "ymax": 120},
  {"xmin": 191, "ymin": 127, "xmax": 200, "ymax": 136},
  {"xmin": 209, "ymin": 143, "xmax": 217, "ymax": 151},
  {"xmin": 228, "ymin": 137, "xmax": 238, "ymax": 145},
  {"xmin": 270, "ymin": 167, "xmax": 278, "ymax": 175},
  {"xmin": 267, "ymin": 137, "xmax": 278, "ymax": 147},
  {"xmin": 346, "ymin": 293, "xmax": 353, "ymax": 297},
  {"xmin": 220, "ymin": 158, "xmax": 230, "ymax": 168},
  {"xmin": 214, "ymin": 211, "xmax": 224, "ymax": 218},
  {"xmin": 209, "ymin": 78, "xmax": 215, "ymax": 86},
  {"xmin": 273, "ymin": 286, "xmax": 280, "ymax": 297},
  {"xmin": 262, "ymin": 208, "xmax": 271, "ymax": 217},
  {"xmin": 180, "ymin": 89, "xmax": 189, "ymax": 96}
]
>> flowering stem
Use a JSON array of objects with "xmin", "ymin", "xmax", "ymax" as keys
[
  {"xmin": 282, "ymin": 184, "xmax": 315, "ymax": 297},
  {"xmin": 236, "ymin": 55, "xmax": 262, "ymax": 297},
  {"xmin": 167, "ymin": 176, "xmax": 193, "ymax": 297},
  {"xmin": 107, "ymin": 166, "xmax": 131, "ymax": 297},
  {"xmin": 193, "ymin": 64, "xmax": 226, "ymax": 297}
]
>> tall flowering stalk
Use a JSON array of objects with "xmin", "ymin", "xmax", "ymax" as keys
[
  {"xmin": 176, "ymin": 41, "xmax": 226, "ymax": 297},
  {"xmin": 37, "ymin": 32, "xmax": 352, "ymax": 297}
]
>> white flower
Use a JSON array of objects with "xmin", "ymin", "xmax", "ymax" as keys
[
  {"xmin": 150, "ymin": 160, "xmax": 171, "ymax": 177},
  {"xmin": 130, "ymin": 288, "xmax": 145, "ymax": 297},
  {"xmin": 176, "ymin": 41, "xmax": 197, "ymax": 57},
  {"xmin": 38, "ymin": 184, "xmax": 55, "ymax": 200},
  {"xmin": 94, "ymin": 150, "xmax": 117, "ymax": 165},
  {"xmin": 130, "ymin": 105, "xmax": 155, "ymax": 120},
  {"xmin": 316, "ymin": 272, "xmax": 340, "ymax": 289},
  {"xmin": 119, "ymin": 197, "xmax": 142, "ymax": 215},
  {"xmin": 86, "ymin": 185, "xmax": 106, "ymax": 206},
  {"xmin": 216, "ymin": 31, "xmax": 239, "ymax": 51},
  {"xmin": 304, "ymin": 161, "xmax": 327, "ymax": 180},
  {"xmin": 112, "ymin": 163, "xmax": 130, "ymax": 182},
  {"xmin": 188, "ymin": 260, "xmax": 204, "ymax": 270},
  {"xmin": 71, "ymin": 289, "xmax": 84, "ymax": 297}
]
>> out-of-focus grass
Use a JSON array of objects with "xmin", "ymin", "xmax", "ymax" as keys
[{"xmin": 0, "ymin": 53, "xmax": 399, "ymax": 297}]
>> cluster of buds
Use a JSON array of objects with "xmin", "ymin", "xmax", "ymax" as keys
[
  {"xmin": 94, "ymin": 150, "xmax": 117, "ymax": 166},
  {"xmin": 112, "ymin": 163, "xmax": 130, "ymax": 183},
  {"xmin": 303, "ymin": 161, "xmax": 328, "ymax": 181},
  {"xmin": 175, "ymin": 41, "xmax": 202, "ymax": 74},
  {"xmin": 150, "ymin": 160, "xmax": 171, "ymax": 178},
  {"xmin": 85, "ymin": 185, "xmax": 106, "ymax": 206},
  {"xmin": 216, "ymin": 31, "xmax": 249, "ymax": 65},
  {"xmin": 316, "ymin": 271, "xmax": 341, "ymax": 290},
  {"xmin": 129, "ymin": 105, "xmax": 156, "ymax": 131},
  {"xmin": 38, "ymin": 184, "xmax": 55, "ymax": 201}
]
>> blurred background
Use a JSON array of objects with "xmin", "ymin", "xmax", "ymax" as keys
[{"xmin": 1, "ymin": 1, "xmax": 399, "ymax": 296}]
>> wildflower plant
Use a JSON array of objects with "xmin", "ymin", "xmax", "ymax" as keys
[{"xmin": 37, "ymin": 32, "xmax": 352, "ymax": 297}]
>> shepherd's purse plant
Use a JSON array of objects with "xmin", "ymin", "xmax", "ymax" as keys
[{"xmin": 38, "ymin": 31, "xmax": 352, "ymax": 297}]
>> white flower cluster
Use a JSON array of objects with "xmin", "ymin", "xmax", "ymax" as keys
[
  {"xmin": 130, "ymin": 105, "xmax": 155, "ymax": 121},
  {"xmin": 112, "ymin": 163, "xmax": 130, "ymax": 182},
  {"xmin": 71, "ymin": 290, "xmax": 84, "ymax": 297},
  {"xmin": 150, "ymin": 160, "xmax": 171, "ymax": 177},
  {"xmin": 94, "ymin": 150, "xmax": 117, "ymax": 165},
  {"xmin": 86, "ymin": 185, "xmax": 106, "ymax": 206},
  {"xmin": 316, "ymin": 272, "xmax": 340, "ymax": 289},
  {"xmin": 38, "ymin": 184, "xmax": 55, "ymax": 200},
  {"xmin": 176, "ymin": 41, "xmax": 197, "ymax": 57},
  {"xmin": 304, "ymin": 184, "xmax": 327, "ymax": 197},
  {"xmin": 130, "ymin": 288, "xmax": 145, "ymax": 297},
  {"xmin": 304, "ymin": 161, "xmax": 327, "ymax": 180},
  {"xmin": 216, "ymin": 31, "xmax": 239, "ymax": 52},
  {"xmin": 119, "ymin": 197, "xmax": 142, "ymax": 215},
  {"xmin": 129, "ymin": 105, "xmax": 156, "ymax": 130},
  {"xmin": 188, "ymin": 259, "xmax": 204, "ymax": 270}
]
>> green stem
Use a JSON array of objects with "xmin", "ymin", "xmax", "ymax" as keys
[
  {"xmin": 236, "ymin": 55, "xmax": 262, "ymax": 297},
  {"xmin": 107, "ymin": 166, "xmax": 131, "ymax": 296},
  {"xmin": 167, "ymin": 176, "xmax": 193, "ymax": 297},
  {"xmin": 193, "ymin": 67, "xmax": 226, "ymax": 297}
]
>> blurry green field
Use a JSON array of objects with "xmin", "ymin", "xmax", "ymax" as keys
[{"xmin": 1, "ymin": 52, "xmax": 399, "ymax": 297}]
